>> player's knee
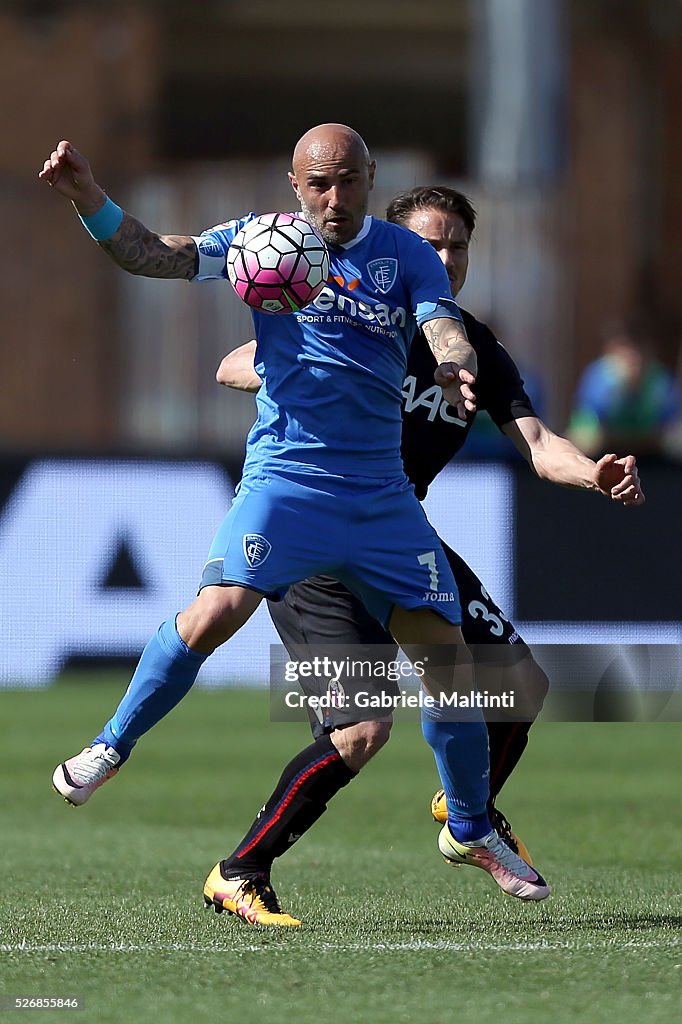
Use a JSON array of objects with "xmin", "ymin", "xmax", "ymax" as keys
[
  {"xmin": 528, "ymin": 658, "xmax": 550, "ymax": 708},
  {"xmin": 331, "ymin": 719, "xmax": 392, "ymax": 771},
  {"xmin": 178, "ymin": 586, "xmax": 260, "ymax": 653},
  {"xmin": 507, "ymin": 654, "xmax": 550, "ymax": 720},
  {"xmin": 361, "ymin": 719, "xmax": 392, "ymax": 757}
]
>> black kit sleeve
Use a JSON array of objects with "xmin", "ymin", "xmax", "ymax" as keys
[{"xmin": 475, "ymin": 323, "xmax": 537, "ymax": 429}]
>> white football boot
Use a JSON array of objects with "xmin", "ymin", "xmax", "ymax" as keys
[
  {"xmin": 438, "ymin": 825, "xmax": 550, "ymax": 901},
  {"xmin": 52, "ymin": 744, "xmax": 121, "ymax": 806}
]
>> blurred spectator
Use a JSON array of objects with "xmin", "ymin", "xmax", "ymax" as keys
[{"xmin": 568, "ymin": 320, "xmax": 680, "ymax": 456}]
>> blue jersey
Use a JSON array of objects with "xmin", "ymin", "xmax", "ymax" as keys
[{"xmin": 193, "ymin": 214, "xmax": 462, "ymax": 480}]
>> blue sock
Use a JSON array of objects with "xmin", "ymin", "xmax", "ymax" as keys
[
  {"xmin": 93, "ymin": 618, "xmax": 208, "ymax": 763},
  {"xmin": 421, "ymin": 706, "xmax": 491, "ymax": 843}
]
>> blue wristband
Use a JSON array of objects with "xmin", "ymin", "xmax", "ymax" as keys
[{"xmin": 78, "ymin": 197, "xmax": 124, "ymax": 240}]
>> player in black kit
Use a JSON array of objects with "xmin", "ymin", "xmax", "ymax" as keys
[{"xmin": 208, "ymin": 186, "xmax": 644, "ymax": 926}]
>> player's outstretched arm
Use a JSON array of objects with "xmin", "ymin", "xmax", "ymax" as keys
[
  {"xmin": 38, "ymin": 140, "xmax": 197, "ymax": 280},
  {"xmin": 216, "ymin": 341, "xmax": 261, "ymax": 392},
  {"xmin": 504, "ymin": 416, "xmax": 645, "ymax": 506},
  {"xmin": 422, "ymin": 316, "xmax": 478, "ymax": 419}
]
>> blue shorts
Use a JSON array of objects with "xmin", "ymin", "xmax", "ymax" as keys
[{"xmin": 200, "ymin": 470, "xmax": 461, "ymax": 628}]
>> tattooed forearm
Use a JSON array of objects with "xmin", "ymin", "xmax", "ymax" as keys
[
  {"xmin": 422, "ymin": 317, "xmax": 477, "ymax": 373},
  {"xmin": 97, "ymin": 213, "xmax": 197, "ymax": 280}
]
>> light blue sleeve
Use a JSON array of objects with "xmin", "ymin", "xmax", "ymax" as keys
[
  {"xmin": 190, "ymin": 213, "xmax": 255, "ymax": 281},
  {"xmin": 415, "ymin": 295, "xmax": 463, "ymax": 325},
  {"xmin": 401, "ymin": 231, "xmax": 463, "ymax": 326}
]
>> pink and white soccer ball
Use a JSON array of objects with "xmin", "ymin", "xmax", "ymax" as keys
[{"xmin": 226, "ymin": 213, "xmax": 330, "ymax": 314}]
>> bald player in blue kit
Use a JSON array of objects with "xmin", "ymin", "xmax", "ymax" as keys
[
  {"xmin": 217, "ymin": 184, "xmax": 645, "ymax": 927},
  {"xmin": 41, "ymin": 124, "xmax": 550, "ymax": 926}
]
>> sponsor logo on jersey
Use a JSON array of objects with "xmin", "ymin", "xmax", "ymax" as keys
[
  {"xmin": 402, "ymin": 375, "xmax": 467, "ymax": 426},
  {"xmin": 243, "ymin": 533, "xmax": 272, "ymax": 568},
  {"xmin": 311, "ymin": 285, "xmax": 406, "ymax": 329},
  {"xmin": 197, "ymin": 235, "xmax": 224, "ymax": 258},
  {"xmin": 367, "ymin": 258, "xmax": 398, "ymax": 294}
]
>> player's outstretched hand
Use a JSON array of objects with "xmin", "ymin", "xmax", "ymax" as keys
[
  {"xmin": 38, "ymin": 141, "xmax": 105, "ymax": 215},
  {"xmin": 594, "ymin": 453, "xmax": 645, "ymax": 507},
  {"xmin": 434, "ymin": 362, "xmax": 477, "ymax": 420}
]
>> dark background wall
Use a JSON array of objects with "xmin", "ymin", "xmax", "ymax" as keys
[{"xmin": 514, "ymin": 459, "xmax": 681, "ymax": 621}]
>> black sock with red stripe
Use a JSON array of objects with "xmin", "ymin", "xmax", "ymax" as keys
[
  {"xmin": 221, "ymin": 735, "xmax": 356, "ymax": 879},
  {"xmin": 486, "ymin": 721, "xmax": 532, "ymax": 803}
]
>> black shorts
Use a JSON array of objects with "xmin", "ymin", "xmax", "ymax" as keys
[{"xmin": 268, "ymin": 540, "xmax": 529, "ymax": 736}]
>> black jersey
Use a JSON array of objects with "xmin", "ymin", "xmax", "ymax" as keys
[{"xmin": 400, "ymin": 308, "xmax": 536, "ymax": 499}]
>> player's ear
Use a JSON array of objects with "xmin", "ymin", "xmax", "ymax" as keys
[
  {"xmin": 367, "ymin": 161, "xmax": 377, "ymax": 191},
  {"xmin": 288, "ymin": 172, "xmax": 301, "ymax": 200}
]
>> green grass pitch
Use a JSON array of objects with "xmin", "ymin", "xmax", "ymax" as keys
[{"xmin": 0, "ymin": 676, "xmax": 679, "ymax": 1023}]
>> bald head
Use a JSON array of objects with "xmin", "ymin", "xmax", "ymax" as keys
[
  {"xmin": 292, "ymin": 124, "xmax": 371, "ymax": 175},
  {"xmin": 289, "ymin": 124, "xmax": 376, "ymax": 245}
]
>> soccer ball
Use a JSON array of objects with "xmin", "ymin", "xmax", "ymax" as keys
[{"xmin": 227, "ymin": 213, "xmax": 330, "ymax": 314}]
